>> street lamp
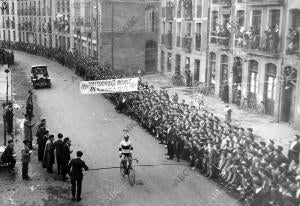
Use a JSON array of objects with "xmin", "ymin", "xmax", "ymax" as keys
[
  {"xmin": 3, "ymin": 68, "xmax": 10, "ymax": 146},
  {"xmin": 4, "ymin": 68, "xmax": 10, "ymax": 104}
]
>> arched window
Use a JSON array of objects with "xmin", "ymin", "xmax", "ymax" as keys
[
  {"xmin": 145, "ymin": 7, "xmax": 156, "ymax": 32},
  {"xmin": 248, "ymin": 60, "xmax": 259, "ymax": 95},
  {"xmin": 209, "ymin": 52, "xmax": 216, "ymax": 84}
]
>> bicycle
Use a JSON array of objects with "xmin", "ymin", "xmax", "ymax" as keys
[
  {"xmin": 120, "ymin": 157, "xmax": 138, "ymax": 186},
  {"xmin": 255, "ymin": 101, "xmax": 265, "ymax": 115},
  {"xmin": 248, "ymin": 96, "xmax": 257, "ymax": 113},
  {"xmin": 239, "ymin": 97, "xmax": 248, "ymax": 111}
]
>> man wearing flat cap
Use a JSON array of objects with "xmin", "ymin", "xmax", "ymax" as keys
[
  {"xmin": 68, "ymin": 151, "xmax": 88, "ymax": 201},
  {"xmin": 246, "ymin": 128, "xmax": 253, "ymax": 139},
  {"xmin": 21, "ymin": 140, "xmax": 32, "ymax": 180},
  {"xmin": 275, "ymin": 146, "xmax": 288, "ymax": 165},
  {"xmin": 3, "ymin": 102, "xmax": 14, "ymax": 134},
  {"xmin": 25, "ymin": 90, "xmax": 33, "ymax": 119},
  {"xmin": 288, "ymin": 134, "xmax": 300, "ymax": 164},
  {"xmin": 24, "ymin": 114, "xmax": 36, "ymax": 149},
  {"xmin": 62, "ymin": 137, "xmax": 72, "ymax": 181}
]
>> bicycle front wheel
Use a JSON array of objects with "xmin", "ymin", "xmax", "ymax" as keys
[
  {"xmin": 128, "ymin": 168, "xmax": 135, "ymax": 186},
  {"xmin": 120, "ymin": 162, "xmax": 126, "ymax": 177}
]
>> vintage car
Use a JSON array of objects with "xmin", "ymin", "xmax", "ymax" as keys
[{"xmin": 31, "ymin": 65, "xmax": 51, "ymax": 88}]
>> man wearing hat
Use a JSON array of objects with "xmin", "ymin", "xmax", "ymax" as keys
[
  {"xmin": 61, "ymin": 137, "xmax": 72, "ymax": 181},
  {"xmin": 3, "ymin": 102, "xmax": 14, "ymax": 134},
  {"xmin": 288, "ymin": 135, "xmax": 300, "ymax": 164},
  {"xmin": 275, "ymin": 146, "xmax": 288, "ymax": 165},
  {"xmin": 68, "ymin": 151, "xmax": 89, "ymax": 201},
  {"xmin": 37, "ymin": 119, "xmax": 46, "ymax": 130},
  {"xmin": 1, "ymin": 139, "xmax": 16, "ymax": 173},
  {"xmin": 21, "ymin": 140, "xmax": 32, "ymax": 180},
  {"xmin": 25, "ymin": 90, "xmax": 33, "ymax": 119},
  {"xmin": 246, "ymin": 128, "xmax": 254, "ymax": 139},
  {"xmin": 43, "ymin": 135, "xmax": 55, "ymax": 173},
  {"xmin": 24, "ymin": 114, "xmax": 36, "ymax": 149},
  {"xmin": 224, "ymin": 105, "xmax": 232, "ymax": 123}
]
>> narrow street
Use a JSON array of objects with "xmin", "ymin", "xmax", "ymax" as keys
[{"xmin": 0, "ymin": 51, "xmax": 241, "ymax": 206}]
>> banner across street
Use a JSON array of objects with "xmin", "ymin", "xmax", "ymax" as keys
[{"xmin": 80, "ymin": 78, "xmax": 139, "ymax": 94}]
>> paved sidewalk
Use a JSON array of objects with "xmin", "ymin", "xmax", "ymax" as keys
[
  {"xmin": 0, "ymin": 64, "xmax": 12, "ymax": 102},
  {"xmin": 143, "ymin": 73, "xmax": 300, "ymax": 155},
  {"xmin": 0, "ymin": 64, "xmax": 12, "ymax": 145}
]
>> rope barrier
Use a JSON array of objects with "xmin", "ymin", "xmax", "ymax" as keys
[{"xmin": 88, "ymin": 163, "xmax": 187, "ymax": 171}]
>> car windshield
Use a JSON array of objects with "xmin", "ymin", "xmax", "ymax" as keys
[{"xmin": 32, "ymin": 67, "xmax": 48, "ymax": 74}]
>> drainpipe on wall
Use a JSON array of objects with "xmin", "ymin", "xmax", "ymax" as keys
[
  {"xmin": 205, "ymin": 0, "xmax": 211, "ymax": 84},
  {"xmin": 276, "ymin": 1, "xmax": 289, "ymax": 123},
  {"xmin": 277, "ymin": 56, "xmax": 284, "ymax": 123}
]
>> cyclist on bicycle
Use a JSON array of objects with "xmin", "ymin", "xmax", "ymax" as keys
[{"xmin": 119, "ymin": 134, "xmax": 133, "ymax": 173}]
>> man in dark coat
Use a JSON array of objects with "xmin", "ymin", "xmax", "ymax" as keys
[
  {"xmin": 166, "ymin": 124, "xmax": 175, "ymax": 160},
  {"xmin": 36, "ymin": 126, "xmax": 47, "ymax": 161},
  {"xmin": 43, "ymin": 135, "xmax": 55, "ymax": 173},
  {"xmin": 23, "ymin": 114, "xmax": 36, "ymax": 149},
  {"xmin": 3, "ymin": 102, "xmax": 14, "ymax": 134},
  {"xmin": 37, "ymin": 119, "xmax": 46, "ymax": 130},
  {"xmin": 1, "ymin": 139, "xmax": 16, "ymax": 172},
  {"xmin": 25, "ymin": 90, "xmax": 33, "ymax": 119},
  {"xmin": 54, "ymin": 133, "xmax": 64, "ymax": 175},
  {"xmin": 21, "ymin": 140, "xmax": 32, "ymax": 180},
  {"xmin": 61, "ymin": 137, "xmax": 72, "ymax": 181},
  {"xmin": 68, "ymin": 151, "xmax": 88, "ymax": 202}
]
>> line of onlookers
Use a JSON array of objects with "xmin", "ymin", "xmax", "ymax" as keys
[{"xmin": 2, "ymin": 40, "xmax": 300, "ymax": 206}]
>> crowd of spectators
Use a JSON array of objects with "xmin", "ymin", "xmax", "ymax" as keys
[{"xmin": 1, "ymin": 40, "xmax": 300, "ymax": 206}]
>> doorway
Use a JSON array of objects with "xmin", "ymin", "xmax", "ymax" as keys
[
  {"xmin": 194, "ymin": 59, "xmax": 200, "ymax": 82},
  {"xmin": 232, "ymin": 57, "xmax": 243, "ymax": 105},
  {"xmin": 281, "ymin": 66, "xmax": 298, "ymax": 123},
  {"xmin": 264, "ymin": 63, "xmax": 277, "ymax": 116},
  {"xmin": 175, "ymin": 54, "xmax": 181, "ymax": 74},
  {"xmin": 220, "ymin": 54, "xmax": 229, "ymax": 103},
  {"xmin": 248, "ymin": 60, "xmax": 259, "ymax": 106}
]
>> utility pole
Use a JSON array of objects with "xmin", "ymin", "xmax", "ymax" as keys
[
  {"xmin": 3, "ymin": 67, "xmax": 10, "ymax": 146},
  {"xmin": 205, "ymin": 0, "xmax": 211, "ymax": 84},
  {"xmin": 111, "ymin": 1, "xmax": 114, "ymax": 70},
  {"xmin": 96, "ymin": 0, "xmax": 100, "ymax": 65}
]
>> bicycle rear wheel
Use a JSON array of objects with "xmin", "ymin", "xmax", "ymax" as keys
[
  {"xmin": 120, "ymin": 162, "xmax": 126, "ymax": 177},
  {"xmin": 128, "ymin": 168, "xmax": 135, "ymax": 186}
]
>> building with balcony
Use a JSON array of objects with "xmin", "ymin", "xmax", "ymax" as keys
[
  {"xmin": 0, "ymin": 0, "xmax": 18, "ymax": 44},
  {"xmin": 72, "ymin": 0, "xmax": 98, "ymax": 58},
  {"xmin": 158, "ymin": 0, "xmax": 209, "ymax": 84},
  {"xmin": 16, "ymin": 0, "xmax": 54, "ymax": 47},
  {"xmin": 0, "ymin": 0, "xmax": 73, "ymax": 50},
  {"xmin": 282, "ymin": 1, "xmax": 300, "ymax": 128},
  {"xmin": 53, "ymin": 0, "xmax": 73, "ymax": 50},
  {"xmin": 208, "ymin": 0, "xmax": 300, "ymax": 129}
]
